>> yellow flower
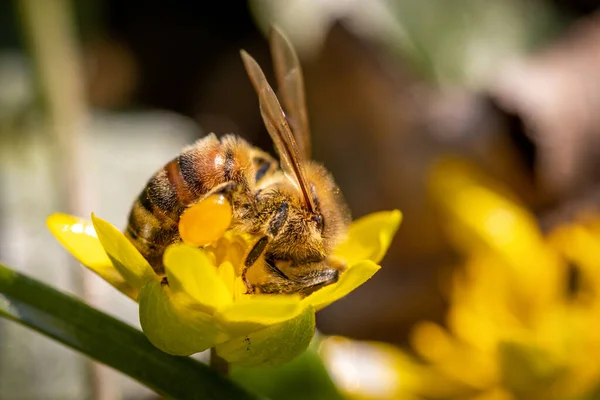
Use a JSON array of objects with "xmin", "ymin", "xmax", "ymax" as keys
[
  {"xmin": 46, "ymin": 206, "xmax": 401, "ymax": 367},
  {"xmin": 393, "ymin": 156, "xmax": 600, "ymax": 399},
  {"xmin": 314, "ymin": 157, "xmax": 600, "ymax": 400}
]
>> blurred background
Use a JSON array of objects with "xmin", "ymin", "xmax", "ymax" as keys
[{"xmin": 3, "ymin": 0, "xmax": 600, "ymax": 399}]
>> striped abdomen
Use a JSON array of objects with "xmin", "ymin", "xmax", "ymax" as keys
[
  {"xmin": 125, "ymin": 134, "xmax": 274, "ymax": 274},
  {"xmin": 125, "ymin": 157, "xmax": 192, "ymax": 273}
]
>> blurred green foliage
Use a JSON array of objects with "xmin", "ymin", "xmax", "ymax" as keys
[{"xmin": 232, "ymin": 339, "xmax": 344, "ymax": 400}]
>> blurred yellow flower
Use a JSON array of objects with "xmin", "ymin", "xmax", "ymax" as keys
[
  {"xmin": 46, "ymin": 206, "xmax": 401, "ymax": 367},
  {"xmin": 317, "ymin": 157, "xmax": 600, "ymax": 400},
  {"xmin": 406, "ymin": 157, "xmax": 600, "ymax": 399}
]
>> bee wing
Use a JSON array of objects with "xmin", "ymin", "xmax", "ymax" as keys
[
  {"xmin": 269, "ymin": 26, "xmax": 311, "ymax": 159},
  {"xmin": 241, "ymin": 49, "xmax": 316, "ymax": 213}
]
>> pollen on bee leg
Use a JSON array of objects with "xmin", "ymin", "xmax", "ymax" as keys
[{"xmin": 178, "ymin": 194, "xmax": 233, "ymax": 247}]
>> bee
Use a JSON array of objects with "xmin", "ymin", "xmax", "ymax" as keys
[{"xmin": 125, "ymin": 27, "xmax": 351, "ymax": 296}]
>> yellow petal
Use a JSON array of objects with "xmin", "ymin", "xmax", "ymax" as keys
[
  {"xmin": 46, "ymin": 213, "xmax": 138, "ymax": 299},
  {"xmin": 334, "ymin": 210, "xmax": 402, "ymax": 265},
  {"xmin": 164, "ymin": 244, "xmax": 232, "ymax": 313},
  {"xmin": 302, "ymin": 260, "xmax": 380, "ymax": 311},
  {"xmin": 91, "ymin": 213, "xmax": 155, "ymax": 289},
  {"xmin": 216, "ymin": 304, "xmax": 315, "ymax": 367},
  {"xmin": 218, "ymin": 261, "xmax": 236, "ymax": 297},
  {"xmin": 429, "ymin": 157, "xmax": 544, "ymax": 261},
  {"xmin": 428, "ymin": 157, "xmax": 562, "ymax": 304},
  {"xmin": 233, "ymin": 276, "xmax": 248, "ymax": 301},
  {"xmin": 215, "ymin": 294, "xmax": 303, "ymax": 337},
  {"xmin": 138, "ymin": 279, "xmax": 228, "ymax": 356}
]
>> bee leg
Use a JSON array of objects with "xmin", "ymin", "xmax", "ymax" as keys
[
  {"xmin": 241, "ymin": 201, "xmax": 290, "ymax": 293},
  {"xmin": 255, "ymin": 266, "xmax": 340, "ymax": 296},
  {"xmin": 296, "ymin": 268, "xmax": 340, "ymax": 297},
  {"xmin": 206, "ymin": 181, "xmax": 238, "ymax": 199},
  {"xmin": 195, "ymin": 180, "xmax": 242, "ymax": 215},
  {"xmin": 243, "ymin": 236, "xmax": 269, "ymax": 293},
  {"xmin": 251, "ymin": 257, "xmax": 294, "ymax": 294},
  {"xmin": 261, "ymin": 257, "xmax": 346, "ymax": 296}
]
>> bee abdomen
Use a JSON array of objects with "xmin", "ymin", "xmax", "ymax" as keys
[
  {"xmin": 125, "ymin": 220, "xmax": 177, "ymax": 273},
  {"xmin": 126, "ymin": 154, "xmax": 209, "ymax": 273},
  {"xmin": 125, "ymin": 134, "xmax": 258, "ymax": 273}
]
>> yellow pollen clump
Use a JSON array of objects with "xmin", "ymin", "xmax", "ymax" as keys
[{"xmin": 178, "ymin": 194, "xmax": 233, "ymax": 247}]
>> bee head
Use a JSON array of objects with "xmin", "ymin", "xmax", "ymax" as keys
[{"xmin": 263, "ymin": 162, "xmax": 350, "ymax": 264}]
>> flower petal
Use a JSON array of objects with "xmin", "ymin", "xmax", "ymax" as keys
[
  {"xmin": 428, "ymin": 157, "xmax": 544, "ymax": 260},
  {"xmin": 46, "ymin": 213, "xmax": 137, "ymax": 299},
  {"xmin": 218, "ymin": 261, "xmax": 236, "ymax": 297},
  {"xmin": 138, "ymin": 279, "xmax": 227, "ymax": 356},
  {"xmin": 91, "ymin": 213, "xmax": 155, "ymax": 288},
  {"xmin": 302, "ymin": 260, "xmax": 380, "ymax": 311},
  {"xmin": 164, "ymin": 244, "xmax": 232, "ymax": 313},
  {"xmin": 215, "ymin": 294, "xmax": 303, "ymax": 337},
  {"xmin": 216, "ymin": 305, "xmax": 315, "ymax": 367},
  {"xmin": 428, "ymin": 157, "xmax": 563, "ymax": 300},
  {"xmin": 334, "ymin": 210, "xmax": 402, "ymax": 265}
]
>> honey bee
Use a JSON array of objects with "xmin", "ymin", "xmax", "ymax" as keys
[{"xmin": 125, "ymin": 27, "xmax": 350, "ymax": 296}]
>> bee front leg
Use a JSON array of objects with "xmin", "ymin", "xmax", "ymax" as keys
[
  {"xmin": 243, "ymin": 236, "xmax": 269, "ymax": 293},
  {"xmin": 242, "ymin": 201, "xmax": 289, "ymax": 293}
]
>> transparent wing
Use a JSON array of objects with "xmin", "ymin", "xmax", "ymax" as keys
[
  {"xmin": 240, "ymin": 49, "xmax": 316, "ymax": 213},
  {"xmin": 269, "ymin": 26, "xmax": 311, "ymax": 159}
]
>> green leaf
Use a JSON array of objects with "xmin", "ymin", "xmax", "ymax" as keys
[
  {"xmin": 498, "ymin": 340, "xmax": 566, "ymax": 395},
  {"xmin": 0, "ymin": 263, "xmax": 258, "ymax": 400},
  {"xmin": 216, "ymin": 305, "xmax": 315, "ymax": 367}
]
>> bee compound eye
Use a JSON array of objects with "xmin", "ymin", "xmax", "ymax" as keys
[{"xmin": 312, "ymin": 213, "xmax": 325, "ymax": 233}]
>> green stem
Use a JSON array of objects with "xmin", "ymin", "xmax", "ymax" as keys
[
  {"xmin": 0, "ymin": 263, "xmax": 258, "ymax": 400},
  {"xmin": 210, "ymin": 347, "xmax": 230, "ymax": 376}
]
